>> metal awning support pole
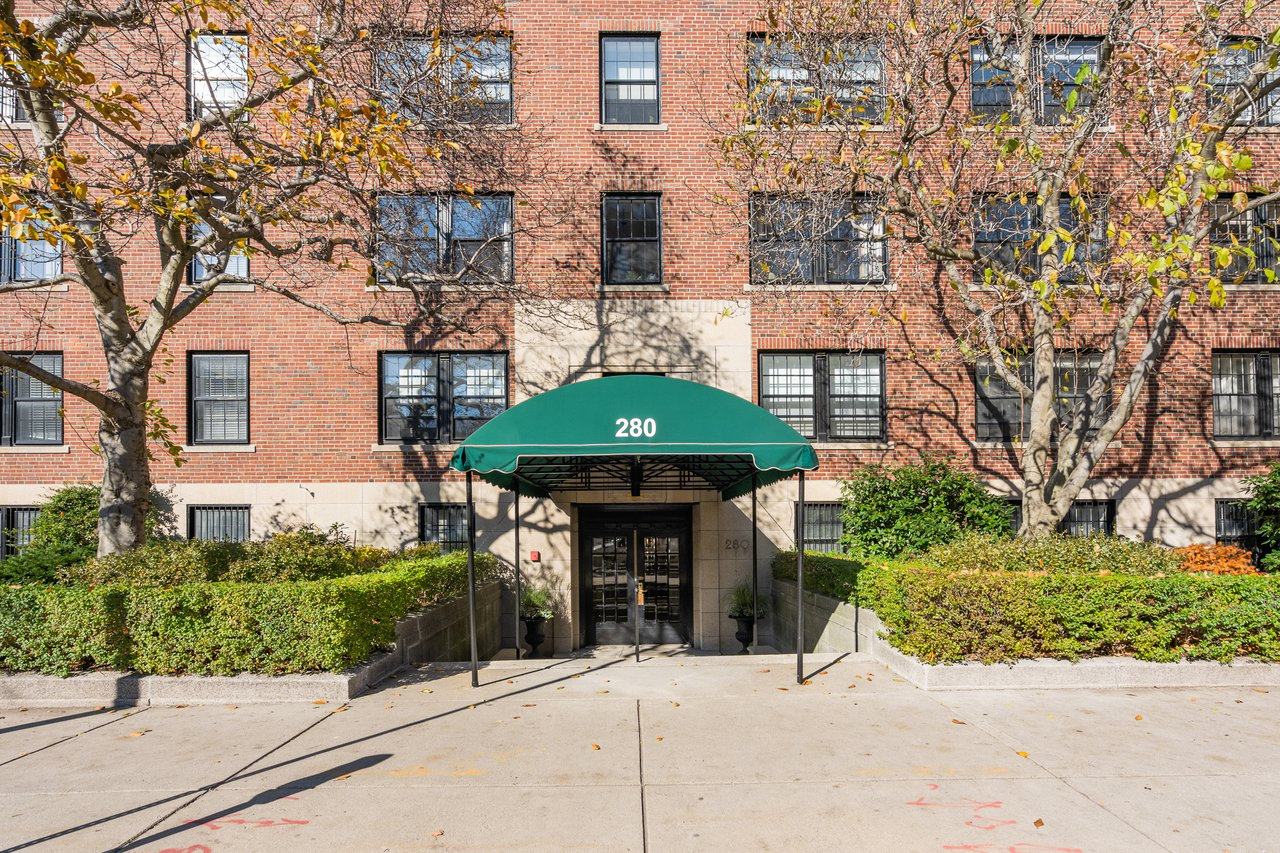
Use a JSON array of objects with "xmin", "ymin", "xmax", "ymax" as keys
[
  {"xmin": 513, "ymin": 489, "xmax": 521, "ymax": 661},
  {"xmin": 466, "ymin": 472, "xmax": 479, "ymax": 688},
  {"xmin": 751, "ymin": 473, "xmax": 758, "ymax": 650},
  {"xmin": 633, "ymin": 527, "xmax": 641, "ymax": 664},
  {"xmin": 796, "ymin": 471, "xmax": 805, "ymax": 685}
]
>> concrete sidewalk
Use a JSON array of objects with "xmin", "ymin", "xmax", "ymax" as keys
[{"xmin": 1, "ymin": 652, "xmax": 1277, "ymax": 852}]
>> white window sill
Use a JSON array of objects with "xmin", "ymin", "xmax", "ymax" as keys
[
  {"xmin": 1223, "ymin": 283, "xmax": 1280, "ymax": 291},
  {"xmin": 593, "ymin": 123, "xmax": 669, "ymax": 132},
  {"xmin": 970, "ymin": 440, "xmax": 1125, "ymax": 450},
  {"xmin": 2, "ymin": 282, "xmax": 69, "ymax": 292},
  {"xmin": 740, "ymin": 123, "xmax": 888, "ymax": 132},
  {"xmin": 181, "ymin": 283, "xmax": 255, "ymax": 293},
  {"xmin": 182, "ymin": 444, "xmax": 256, "ymax": 453},
  {"xmin": 602, "ymin": 282, "xmax": 670, "ymax": 294},
  {"xmin": 746, "ymin": 282, "xmax": 894, "ymax": 292},
  {"xmin": 811, "ymin": 441, "xmax": 893, "ymax": 450},
  {"xmin": 0, "ymin": 444, "xmax": 70, "ymax": 454},
  {"xmin": 1211, "ymin": 438, "xmax": 1280, "ymax": 448},
  {"xmin": 371, "ymin": 443, "xmax": 460, "ymax": 453}
]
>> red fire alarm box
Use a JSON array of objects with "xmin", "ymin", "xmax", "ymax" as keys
[{"xmin": 530, "ymin": 550, "xmax": 540, "ymax": 562}]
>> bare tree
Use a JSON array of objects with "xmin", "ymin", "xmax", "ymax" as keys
[
  {"xmin": 0, "ymin": 0, "xmax": 574, "ymax": 553},
  {"xmin": 714, "ymin": 0, "xmax": 1280, "ymax": 534}
]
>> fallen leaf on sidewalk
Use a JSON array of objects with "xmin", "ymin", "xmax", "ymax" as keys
[
  {"xmin": 127, "ymin": 730, "xmax": 150, "ymax": 737},
  {"xmin": 313, "ymin": 700, "xmax": 328, "ymax": 705},
  {"xmin": 225, "ymin": 705, "xmax": 237, "ymax": 710},
  {"xmin": 759, "ymin": 669, "xmax": 770, "ymax": 673},
  {"xmin": 596, "ymin": 690, "xmax": 609, "ymax": 694},
  {"xmin": 1016, "ymin": 751, "xmax": 1029, "ymax": 758},
  {"xmin": 1034, "ymin": 818, "xmax": 1045, "ymax": 828},
  {"xmin": 591, "ymin": 744, "xmax": 601, "ymax": 750},
  {"xmin": 420, "ymin": 689, "xmax": 433, "ymax": 694},
  {"xmin": 802, "ymin": 679, "xmax": 812, "ymax": 686},
  {"xmin": 655, "ymin": 737, "xmax": 663, "ymax": 742},
  {"xmin": 432, "ymin": 830, "xmax": 444, "ymax": 837},
  {"xmin": 1135, "ymin": 715, "xmax": 1143, "ymax": 721},
  {"xmin": 1253, "ymin": 689, "xmax": 1269, "ymax": 694},
  {"xmin": 522, "ymin": 703, "xmax": 537, "ymax": 707},
  {"xmin": 332, "ymin": 707, "xmax": 348, "ymax": 713},
  {"xmin": 847, "ymin": 685, "xmax": 857, "ymax": 689},
  {"xmin": 951, "ymin": 719, "xmax": 966, "ymax": 725},
  {"xmin": 777, "ymin": 688, "xmax": 789, "ymax": 691},
  {"xmin": 670, "ymin": 701, "xmax": 680, "ymax": 707}
]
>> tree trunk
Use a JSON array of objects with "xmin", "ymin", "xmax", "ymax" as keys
[
  {"xmin": 96, "ymin": 372, "xmax": 151, "ymax": 556},
  {"xmin": 1020, "ymin": 487, "xmax": 1060, "ymax": 537}
]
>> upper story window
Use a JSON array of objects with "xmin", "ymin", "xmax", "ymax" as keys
[
  {"xmin": 1208, "ymin": 200, "xmax": 1279, "ymax": 284},
  {"xmin": 971, "ymin": 37, "xmax": 1100, "ymax": 124},
  {"xmin": 750, "ymin": 195, "xmax": 886, "ymax": 285},
  {"xmin": 601, "ymin": 35, "xmax": 659, "ymax": 124},
  {"xmin": 1206, "ymin": 38, "xmax": 1280, "ymax": 126},
  {"xmin": 376, "ymin": 35, "xmax": 513, "ymax": 124},
  {"xmin": 189, "ymin": 32, "xmax": 248, "ymax": 120},
  {"xmin": 760, "ymin": 351, "xmax": 886, "ymax": 442},
  {"xmin": 376, "ymin": 194, "xmax": 513, "ymax": 283},
  {"xmin": 0, "ymin": 231, "xmax": 62, "ymax": 284},
  {"xmin": 602, "ymin": 194, "xmax": 662, "ymax": 286},
  {"xmin": 190, "ymin": 197, "xmax": 249, "ymax": 285},
  {"xmin": 972, "ymin": 196, "xmax": 1105, "ymax": 282},
  {"xmin": 1, "ymin": 353, "xmax": 63, "ymax": 446},
  {"xmin": 1212, "ymin": 350, "xmax": 1276, "ymax": 439},
  {"xmin": 188, "ymin": 352, "xmax": 249, "ymax": 445},
  {"xmin": 380, "ymin": 351, "xmax": 508, "ymax": 443},
  {"xmin": 0, "ymin": 78, "xmax": 27, "ymax": 123},
  {"xmin": 974, "ymin": 352, "xmax": 1105, "ymax": 442},
  {"xmin": 749, "ymin": 36, "xmax": 883, "ymax": 123}
]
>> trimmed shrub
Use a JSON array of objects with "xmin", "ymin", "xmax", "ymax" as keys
[
  {"xmin": 1244, "ymin": 460, "xmax": 1280, "ymax": 572},
  {"xmin": 1173, "ymin": 544, "xmax": 1261, "ymax": 576},
  {"xmin": 1, "ymin": 484, "xmax": 177, "ymax": 584},
  {"xmin": 0, "ymin": 550, "xmax": 497, "ymax": 676},
  {"xmin": 861, "ymin": 564, "xmax": 1280, "ymax": 664},
  {"xmin": 839, "ymin": 454, "xmax": 1011, "ymax": 557},
  {"xmin": 0, "ymin": 585, "xmax": 129, "ymax": 675},
  {"xmin": 771, "ymin": 550, "xmax": 875, "ymax": 602},
  {"xmin": 922, "ymin": 532, "xmax": 1182, "ymax": 577},
  {"xmin": 63, "ymin": 523, "xmax": 395, "ymax": 586}
]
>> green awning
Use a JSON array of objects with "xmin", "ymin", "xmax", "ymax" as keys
[{"xmin": 449, "ymin": 375, "xmax": 818, "ymax": 499}]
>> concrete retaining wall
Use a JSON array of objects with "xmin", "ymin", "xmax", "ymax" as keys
[
  {"xmin": 771, "ymin": 578, "xmax": 1280, "ymax": 690},
  {"xmin": 0, "ymin": 581, "xmax": 503, "ymax": 706}
]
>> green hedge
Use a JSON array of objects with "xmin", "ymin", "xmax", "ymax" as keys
[
  {"xmin": 0, "ymin": 550, "xmax": 496, "ymax": 676},
  {"xmin": 771, "ymin": 547, "xmax": 1280, "ymax": 664}
]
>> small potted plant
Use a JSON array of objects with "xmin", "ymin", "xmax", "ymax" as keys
[
  {"xmin": 519, "ymin": 585, "xmax": 555, "ymax": 658},
  {"xmin": 725, "ymin": 582, "xmax": 766, "ymax": 654}
]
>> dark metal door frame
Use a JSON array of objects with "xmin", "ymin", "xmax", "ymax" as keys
[{"xmin": 578, "ymin": 505, "xmax": 693, "ymax": 648}]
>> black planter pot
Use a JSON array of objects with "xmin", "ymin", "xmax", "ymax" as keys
[
  {"xmin": 733, "ymin": 616, "xmax": 756, "ymax": 654},
  {"xmin": 522, "ymin": 615, "xmax": 548, "ymax": 658}
]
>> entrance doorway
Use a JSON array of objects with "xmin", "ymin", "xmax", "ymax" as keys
[{"xmin": 579, "ymin": 506, "xmax": 693, "ymax": 646}]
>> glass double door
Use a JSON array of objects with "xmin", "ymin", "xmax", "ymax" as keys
[{"xmin": 580, "ymin": 507, "xmax": 692, "ymax": 646}]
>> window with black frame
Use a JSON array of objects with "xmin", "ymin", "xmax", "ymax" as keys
[
  {"xmin": 601, "ymin": 35, "xmax": 659, "ymax": 124},
  {"xmin": 799, "ymin": 501, "xmax": 846, "ymax": 553},
  {"xmin": 750, "ymin": 196, "xmax": 886, "ymax": 285},
  {"xmin": 420, "ymin": 503, "xmax": 467, "ymax": 553},
  {"xmin": 1208, "ymin": 200, "xmax": 1279, "ymax": 284},
  {"xmin": 760, "ymin": 351, "xmax": 886, "ymax": 442},
  {"xmin": 379, "ymin": 352, "xmax": 508, "ymax": 443},
  {"xmin": 189, "ymin": 32, "xmax": 248, "ymax": 119},
  {"xmin": 973, "ymin": 197, "xmax": 1105, "ymax": 283},
  {"xmin": 975, "ymin": 353, "xmax": 1106, "ymax": 443},
  {"xmin": 1, "ymin": 353, "xmax": 63, "ymax": 446},
  {"xmin": 189, "ymin": 506, "xmax": 251, "ymax": 542},
  {"xmin": 970, "ymin": 37, "xmax": 1100, "ymax": 124},
  {"xmin": 602, "ymin": 194, "xmax": 662, "ymax": 285},
  {"xmin": 1003, "ymin": 498, "xmax": 1114, "ymax": 535},
  {"xmin": 376, "ymin": 194, "xmax": 512, "ymax": 283},
  {"xmin": 1060, "ymin": 500, "xmax": 1115, "ymax": 536},
  {"xmin": 749, "ymin": 36, "xmax": 884, "ymax": 123},
  {"xmin": 188, "ymin": 352, "xmax": 249, "ymax": 445},
  {"xmin": 1212, "ymin": 351, "xmax": 1277, "ymax": 438},
  {"xmin": 1216, "ymin": 499, "xmax": 1264, "ymax": 561},
  {"xmin": 1206, "ymin": 38, "xmax": 1280, "ymax": 126},
  {"xmin": 0, "ymin": 506, "xmax": 39, "ymax": 560}
]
